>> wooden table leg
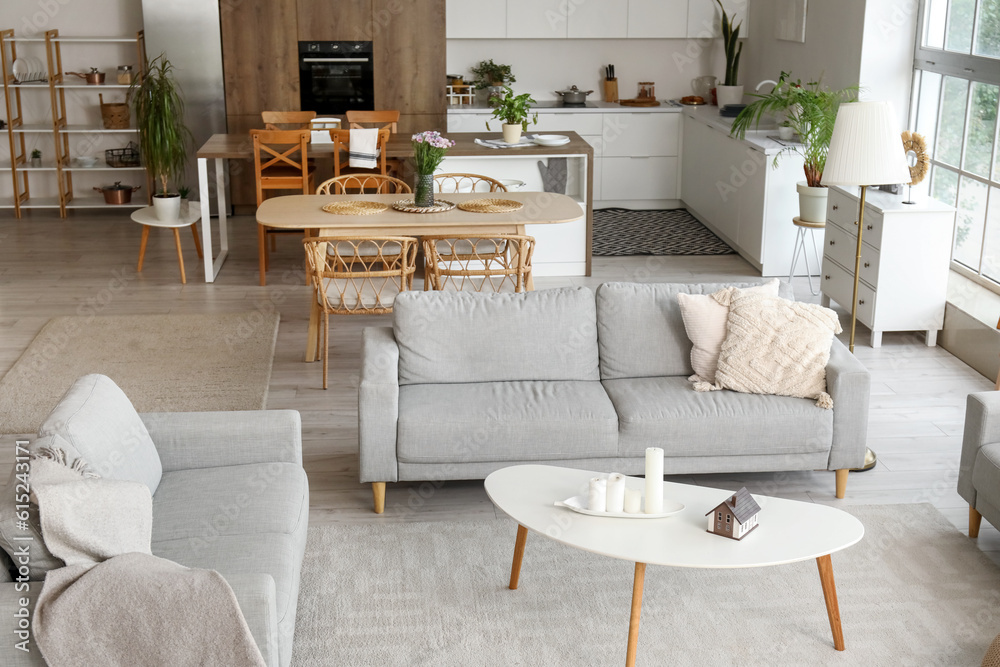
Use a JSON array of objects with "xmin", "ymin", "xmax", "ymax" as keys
[
  {"xmin": 190, "ymin": 223, "xmax": 203, "ymax": 259},
  {"xmin": 816, "ymin": 554, "xmax": 845, "ymax": 651},
  {"xmin": 509, "ymin": 524, "xmax": 528, "ymax": 590},
  {"xmin": 626, "ymin": 562, "xmax": 646, "ymax": 667},
  {"xmin": 172, "ymin": 228, "xmax": 187, "ymax": 284},
  {"xmin": 137, "ymin": 225, "xmax": 150, "ymax": 272}
]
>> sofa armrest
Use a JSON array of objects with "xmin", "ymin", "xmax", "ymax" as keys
[
  {"xmin": 958, "ymin": 392, "xmax": 1000, "ymax": 505},
  {"xmin": 0, "ymin": 582, "xmax": 44, "ymax": 665},
  {"xmin": 825, "ymin": 338, "xmax": 871, "ymax": 470},
  {"xmin": 225, "ymin": 572, "xmax": 279, "ymax": 667},
  {"xmin": 140, "ymin": 411, "xmax": 302, "ymax": 473},
  {"xmin": 359, "ymin": 327, "xmax": 400, "ymax": 484}
]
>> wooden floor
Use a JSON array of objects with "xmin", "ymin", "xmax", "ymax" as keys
[{"xmin": 1, "ymin": 209, "xmax": 996, "ymax": 561}]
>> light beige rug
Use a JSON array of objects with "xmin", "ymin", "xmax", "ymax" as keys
[
  {"xmin": 0, "ymin": 312, "xmax": 279, "ymax": 434},
  {"xmin": 292, "ymin": 504, "xmax": 1000, "ymax": 666}
]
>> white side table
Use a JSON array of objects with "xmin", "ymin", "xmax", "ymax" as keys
[{"xmin": 131, "ymin": 204, "xmax": 204, "ymax": 284}]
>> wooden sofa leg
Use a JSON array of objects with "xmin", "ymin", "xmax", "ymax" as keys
[
  {"xmin": 970, "ymin": 506, "xmax": 983, "ymax": 538},
  {"xmin": 834, "ymin": 469, "xmax": 848, "ymax": 499},
  {"xmin": 372, "ymin": 482, "xmax": 386, "ymax": 514}
]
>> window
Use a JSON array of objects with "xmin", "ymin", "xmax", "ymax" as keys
[
  {"xmin": 726, "ymin": 514, "xmax": 731, "ymax": 523},
  {"xmin": 912, "ymin": 0, "xmax": 1000, "ymax": 288}
]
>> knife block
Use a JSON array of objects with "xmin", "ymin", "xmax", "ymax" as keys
[{"xmin": 603, "ymin": 79, "xmax": 619, "ymax": 103}]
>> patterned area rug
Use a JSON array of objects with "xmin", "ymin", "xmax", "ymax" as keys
[{"xmin": 593, "ymin": 207, "xmax": 735, "ymax": 256}]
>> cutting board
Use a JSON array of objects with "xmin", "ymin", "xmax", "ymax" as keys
[{"xmin": 619, "ymin": 98, "xmax": 661, "ymax": 107}]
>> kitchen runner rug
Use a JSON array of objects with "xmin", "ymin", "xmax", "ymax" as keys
[
  {"xmin": 593, "ymin": 207, "xmax": 735, "ymax": 256},
  {"xmin": 292, "ymin": 504, "xmax": 1000, "ymax": 666},
  {"xmin": 0, "ymin": 312, "xmax": 278, "ymax": 434}
]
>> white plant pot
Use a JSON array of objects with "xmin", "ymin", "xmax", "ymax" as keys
[
  {"xmin": 716, "ymin": 85, "xmax": 744, "ymax": 108},
  {"xmin": 797, "ymin": 182, "xmax": 829, "ymax": 224},
  {"xmin": 153, "ymin": 194, "xmax": 181, "ymax": 222},
  {"xmin": 502, "ymin": 123, "xmax": 523, "ymax": 144},
  {"xmin": 778, "ymin": 125, "xmax": 795, "ymax": 141}
]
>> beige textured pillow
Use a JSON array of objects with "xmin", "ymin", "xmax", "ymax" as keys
[
  {"xmin": 677, "ymin": 279, "xmax": 780, "ymax": 385},
  {"xmin": 713, "ymin": 291, "xmax": 842, "ymax": 408}
]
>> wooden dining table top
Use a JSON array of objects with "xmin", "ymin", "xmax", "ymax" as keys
[{"xmin": 255, "ymin": 192, "xmax": 585, "ymax": 231}]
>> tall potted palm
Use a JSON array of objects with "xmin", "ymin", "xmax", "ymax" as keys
[
  {"xmin": 730, "ymin": 72, "xmax": 858, "ymax": 222},
  {"xmin": 130, "ymin": 55, "xmax": 192, "ymax": 221}
]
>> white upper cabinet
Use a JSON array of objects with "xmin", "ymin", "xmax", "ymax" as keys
[
  {"xmin": 628, "ymin": 0, "xmax": 687, "ymax": 38},
  {"xmin": 687, "ymin": 0, "xmax": 749, "ymax": 39},
  {"xmin": 447, "ymin": 0, "xmax": 507, "ymax": 38},
  {"xmin": 507, "ymin": 0, "xmax": 568, "ymax": 38},
  {"xmin": 568, "ymin": 0, "xmax": 628, "ymax": 38}
]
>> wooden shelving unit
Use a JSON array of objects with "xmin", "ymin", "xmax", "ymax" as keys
[{"xmin": 0, "ymin": 29, "xmax": 147, "ymax": 217}]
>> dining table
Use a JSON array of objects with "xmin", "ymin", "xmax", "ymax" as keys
[{"xmin": 255, "ymin": 190, "xmax": 585, "ymax": 361}]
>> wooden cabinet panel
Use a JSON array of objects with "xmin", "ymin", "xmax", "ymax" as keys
[
  {"xmin": 398, "ymin": 113, "xmax": 448, "ymax": 135},
  {"xmin": 568, "ymin": 0, "xmax": 628, "ymax": 38},
  {"xmin": 298, "ymin": 0, "xmax": 372, "ymax": 41},
  {"xmin": 220, "ymin": 0, "xmax": 300, "ymax": 116},
  {"xmin": 373, "ymin": 0, "xmax": 446, "ymax": 116}
]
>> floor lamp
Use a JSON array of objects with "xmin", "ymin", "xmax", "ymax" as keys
[{"xmin": 823, "ymin": 102, "xmax": 912, "ymax": 471}]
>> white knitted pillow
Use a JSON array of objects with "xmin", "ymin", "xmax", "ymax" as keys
[{"xmin": 712, "ymin": 291, "xmax": 842, "ymax": 408}]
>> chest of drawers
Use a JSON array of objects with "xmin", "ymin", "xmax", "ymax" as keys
[{"xmin": 819, "ymin": 186, "xmax": 956, "ymax": 347}]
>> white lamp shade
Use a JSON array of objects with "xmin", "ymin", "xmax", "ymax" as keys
[{"xmin": 823, "ymin": 101, "xmax": 912, "ymax": 186}]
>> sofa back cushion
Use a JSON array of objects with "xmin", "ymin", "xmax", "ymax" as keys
[
  {"xmin": 596, "ymin": 281, "xmax": 795, "ymax": 380},
  {"xmin": 39, "ymin": 374, "xmax": 162, "ymax": 493},
  {"xmin": 393, "ymin": 287, "xmax": 600, "ymax": 385}
]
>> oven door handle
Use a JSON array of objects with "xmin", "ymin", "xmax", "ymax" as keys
[{"xmin": 302, "ymin": 57, "xmax": 370, "ymax": 63}]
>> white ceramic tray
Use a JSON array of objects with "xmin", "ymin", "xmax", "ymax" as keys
[{"xmin": 554, "ymin": 494, "xmax": 684, "ymax": 519}]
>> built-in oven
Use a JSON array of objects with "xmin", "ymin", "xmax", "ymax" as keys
[{"xmin": 299, "ymin": 41, "xmax": 374, "ymax": 115}]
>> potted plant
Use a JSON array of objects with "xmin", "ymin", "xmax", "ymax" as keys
[
  {"xmin": 730, "ymin": 71, "xmax": 858, "ymax": 222},
  {"xmin": 470, "ymin": 59, "xmax": 515, "ymax": 106},
  {"xmin": 130, "ymin": 55, "xmax": 192, "ymax": 221},
  {"xmin": 714, "ymin": 0, "xmax": 744, "ymax": 107},
  {"xmin": 411, "ymin": 131, "xmax": 456, "ymax": 207},
  {"xmin": 485, "ymin": 87, "xmax": 538, "ymax": 145},
  {"xmin": 29, "ymin": 149, "xmax": 42, "ymax": 168}
]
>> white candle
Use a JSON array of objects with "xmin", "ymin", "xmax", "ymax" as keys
[
  {"xmin": 645, "ymin": 447, "xmax": 664, "ymax": 513},
  {"xmin": 587, "ymin": 477, "xmax": 607, "ymax": 512},
  {"xmin": 624, "ymin": 488, "xmax": 642, "ymax": 513},
  {"xmin": 605, "ymin": 473, "xmax": 626, "ymax": 513}
]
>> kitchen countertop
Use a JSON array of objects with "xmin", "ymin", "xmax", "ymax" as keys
[
  {"xmin": 449, "ymin": 101, "xmax": 682, "ymax": 114},
  {"xmin": 682, "ymin": 106, "xmax": 793, "ymax": 156}
]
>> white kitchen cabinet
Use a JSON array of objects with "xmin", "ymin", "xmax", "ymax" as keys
[
  {"xmin": 820, "ymin": 187, "xmax": 956, "ymax": 348},
  {"xmin": 447, "ymin": 0, "xmax": 507, "ymax": 38},
  {"xmin": 602, "ymin": 157, "xmax": 678, "ymax": 200},
  {"xmin": 568, "ymin": 0, "xmax": 629, "ymax": 38},
  {"xmin": 628, "ymin": 0, "xmax": 687, "ymax": 38},
  {"xmin": 602, "ymin": 113, "xmax": 679, "ymax": 157},
  {"xmin": 532, "ymin": 112, "xmax": 604, "ymax": 135},
  {"xmin": 686, "ymin": 0, "xmax": 749, "ymax": 38},
  {"xmin": 506, "ymin": 0, "xmax": 568, "ymax": 38}
]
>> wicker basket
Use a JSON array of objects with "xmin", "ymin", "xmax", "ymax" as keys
[
  {"xmin": 99, "ymin": 93, "xmax": 130, "ymax": 130},
  {"xmin": 105, "ymin": 142, "xmax": 140, "ymax": 168}
]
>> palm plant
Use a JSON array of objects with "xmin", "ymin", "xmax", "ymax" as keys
[
  {"xmin": 715, "ymin": 0, "xmax": 742, "ymax": 86},
  {"xmin": 730, "ymin": 72, "xmax": 858, "ymax": 186},
  {"xmin": 130, "ymin": 55, "xmax": 192, "ymax": 196}
]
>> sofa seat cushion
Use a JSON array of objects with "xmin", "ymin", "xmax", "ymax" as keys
[
  {"xmin": 602, "ymin": 376, "xmax": 833, "ymax": 458},
  {"xmin": 972, "ymin": 444, "xmax": 1000, "ymax": 510},
  {"xmin": 152, "ymin": 463, "xmax": 308, "ymax": 543},
  {"xmin": 397, "ymin": 381, "xmax": 619, "ymax": 463}
]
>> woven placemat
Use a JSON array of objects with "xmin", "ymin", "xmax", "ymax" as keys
[
  {"xmin": 457, "ymin": 198, "xmax": 524, "ymax": 214},
  {"xmin": 321, "ymin": 201, "xmax": 388, "ymax": 215},
  {"xmin": 391, "ymin": 199, "xmax": 456, "ymax": 214}
]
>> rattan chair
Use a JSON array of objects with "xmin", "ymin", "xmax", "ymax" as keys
[
  {"xmin": 316, "ymin": 174, "xmax": 410, "ymax": 195},
  {"xmin": 433, "ymin": 173, "xmax": 507, "ymax": 194},
  {"xmin": 303, "ymin": 236, "xmax": 418, "ymax": 388},
  {"xmin": 423, "ymin": 234, "xmax": 535, "ymax": 293}
]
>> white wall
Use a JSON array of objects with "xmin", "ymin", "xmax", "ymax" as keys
[{"xmin": 859, "ymin": 0, "xmax": 919, "ymax": 130}]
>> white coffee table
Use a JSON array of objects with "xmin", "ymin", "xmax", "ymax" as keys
[{"xmin": 484, "ymin": 465, "xmax": 864, "ymax": 666}]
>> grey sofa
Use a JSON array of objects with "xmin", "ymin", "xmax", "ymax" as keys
[
  {"xmin": 959, "ymin": 391, "xmax": 1000, "ymax": 538},
  {"xmin": 0, "ymin": 374, "xmax": 308, "ymax": 667},
  {"xmin": 359, "ymin": 282, "xmax": 871, "ymax": 512}
]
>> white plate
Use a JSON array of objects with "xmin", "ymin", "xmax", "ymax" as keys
[
  {"xmin": 554, "ymin": 494, "xmax": 685, "ymax": 519},
  {"xmin": 534, "ymin": 134, "xmax": 571, "ymax": 147},
  {"xmin": 12, "ymin": 59, "xmax": 27, "ymax": 82}
]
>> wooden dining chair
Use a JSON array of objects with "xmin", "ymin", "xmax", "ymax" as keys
[
  {"xmin": 329, "ymin": 128, "xmax": 392, "ymax": 177},
  {"xmin": 251, "ymin": 128, "xmax": 316, "ymax": 285},
  {"xmin": 423, "ymin": 234, "xmax": 535, "ymax": 293},
  {"xmin": 262, "ymin": 110, "xmax": 317, "ymax": 130},
  {"xmin": 303, "ymin": 236, "xmax": 418, "ymax": 388},
  {"xmin": 345, "ymin": 110, "xmax": 402, "ymax": 177}
]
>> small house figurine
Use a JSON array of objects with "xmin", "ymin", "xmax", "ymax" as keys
[{"xmin": 706, "ymin": 487, "xmax": 761, "ymax": 541}]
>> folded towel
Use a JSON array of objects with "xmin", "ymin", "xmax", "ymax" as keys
[{"xmin": 349, "ymin": 128, "xmax": 379, "ymax": 169}]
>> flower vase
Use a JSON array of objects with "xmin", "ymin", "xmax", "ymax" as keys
[{"xmin": 415, "ymin": 173, "xmax": 435, "ymax": 207}]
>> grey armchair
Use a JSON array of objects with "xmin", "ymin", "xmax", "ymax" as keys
[{"xmin": 958, "ymin": 391, "xmax": 1000, "ymax": 537}]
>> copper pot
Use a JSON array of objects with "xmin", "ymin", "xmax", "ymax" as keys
[
  {"xmin": 66, "ymin": 68, "xmax": 105, "ymax": 85},
  {"xmin": 93, "ymin": 182, "xmax": 140, "ymax": 204}
]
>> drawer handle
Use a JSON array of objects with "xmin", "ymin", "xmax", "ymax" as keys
[
  {"xmin": 858, "ymin": 299, "xmax": 865, "ymax": 305},
  {"xmin": 864, "ymin": 261, "xmax": 870, "ymax": 268},
  {"xmin": 824, "ymin": 275, "xmax": 831, "ymax": 280},
  {"xmin": 832, "ymin": 204, "xmax": 839, "ymax": 211},
  {"xmin": 867, "ymin": 224, "xmax": 873, "ymax": 230},
  {"xmin": 829, "ymin": 240, "xmax": 835, "ymax": 246}
]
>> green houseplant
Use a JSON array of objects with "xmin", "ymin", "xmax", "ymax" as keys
[
  {"xmin": 730, "ymin": 71, "xmax": 858, "ymax": 222},
  {"xmin": 470, "ymin": 59, "xmax": 515, "ymax": 105},
  {"xmin": 485, "ymin": 87, "xmax": 537, "ymax": 144},
  {"xmin": 714, "ymin": 0, "xmax": 744, "ymax": 107},
  {"xmin": 130, "ymin": 55, "xmax": 192, "ymax": 221}
]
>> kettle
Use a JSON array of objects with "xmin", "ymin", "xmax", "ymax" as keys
[{"xmin": 66, "ymin": 67, "xmax": 105, "ymax": 85}]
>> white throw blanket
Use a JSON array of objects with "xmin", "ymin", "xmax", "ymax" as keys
[
  {"xmin": 30, "ymin": 450, "xmax": 265, "ymax": 667},
  {"xmin": 348, "ymin": 127, "xmax": 379, "ymax": 169}
]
